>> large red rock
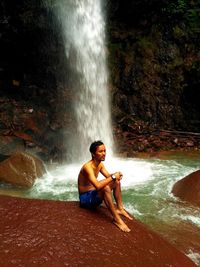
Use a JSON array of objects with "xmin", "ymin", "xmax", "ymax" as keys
[
  {"xmin": 0, "ymin": 152, "xmax": 46, "ymax": 187},
  {"xmin": 0, "ymin": 196, "xmax": 196, "ymax": 267},
  {"xmin": 172, "ymin": 170, "xmax": 200, "ymax": 207}
]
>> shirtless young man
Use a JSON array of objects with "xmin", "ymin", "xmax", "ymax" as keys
[{"xmin": 78, "ymin": 140, "xmax": 132, "ymax": 232}]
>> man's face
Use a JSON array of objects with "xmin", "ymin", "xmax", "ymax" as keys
[{"xmin": 93, "ymin": 144, "xmax": 106, "ymax": 161}]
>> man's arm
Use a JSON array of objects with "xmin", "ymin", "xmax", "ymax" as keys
[
  {"xmin": 100, "ymin": 163, "xmax": 111, "ymax": 178},
  {"xmin": 84, "ymin": 165, "xmax": 113, "ymax": 190},
  {"xmin": 100, "ymin": 163, "xmax": 123, "ymax": 180}
]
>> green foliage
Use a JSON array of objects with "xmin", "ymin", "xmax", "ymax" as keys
[
  {"xmin": 137, "ymin": 37, "xmax": 154, "ymax": 50},
  {"xmin": 162, "ymin": 0, "xmax": 187, "ymax": 17},
  {"xmin": 173, "ymin": 25, "xmax": 186, "ymax": 38},
  {"xmin": 162, "ymin": 0, "xmax": 200, "ymax": 33},
  {"xmin": 187, "ymin": 7, "xmax": 200, "ymax": 32}
]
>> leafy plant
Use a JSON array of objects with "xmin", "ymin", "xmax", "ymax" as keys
[
  {"xmin": 187, "ymin": 7, "xmax": 200, "ymax": 32},
  {"xmin": 162, "ymin": 0, "xmax": 200, "ymax": 33},
  {"xmin": 162, "ymin": 0, "xmax": 187, "ymax": 17}
]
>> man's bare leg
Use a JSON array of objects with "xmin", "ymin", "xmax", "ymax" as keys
[
  {"xmin": 99, "ymin": 186, "xmax": 130, "ymax": 232},
  {"xmin": 112, "ymin": 181, "xmax": 133, "ymax": 220}
]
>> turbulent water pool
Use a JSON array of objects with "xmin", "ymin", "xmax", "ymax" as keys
[{"xmin": 1, "ymin": 154, "xmax": 200, "ymax": 265}]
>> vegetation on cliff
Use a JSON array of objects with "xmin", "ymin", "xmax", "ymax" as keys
[
  {"xmin": 107, "ymin": 0, "xmax": 200, "ymax": 153},
  {"xmin": 0, "ymin": 0, "xmax": 200, "ymax": 160}
]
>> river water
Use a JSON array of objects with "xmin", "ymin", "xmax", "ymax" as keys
[{"xmin": 1, "ymin": 153, "xmax": 200, "ymax": 265}]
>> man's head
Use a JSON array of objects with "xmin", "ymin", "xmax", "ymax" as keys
[
  {"xmin": 89, "ymin": 140, "xmax": 104, "ymax": 154},
  {"xmin": 89, "ymin": 140, "xmax": 106, "ymax": 161}
]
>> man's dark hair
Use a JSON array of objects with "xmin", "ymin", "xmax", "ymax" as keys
[{"xmin": 89, "ymin": 140, "xmax": 104, "ymax": 154}]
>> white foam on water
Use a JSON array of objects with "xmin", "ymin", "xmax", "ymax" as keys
[
  {"xmin": 125, "ymin": 203, "xmax": 143, "ymax": 217},
  {"xmin": 175, "ymin": 214, "xmax": 200, "ymax": 228},
  {"xmin": 103, "ymin": 157, "xmax": 154, "ymax": 188},
  {"xmin": 34, "ymin": 158, "xmax": 154, "ymax": 195},
  {"xmin": 33, "ymin": 157, "xmax": 199, "ymax": 199},
  {"xmin": 187, "ymin": 250, "xmax": 200, "ymax": 266},
  {"xmin": 32, "ymin": 157, "xmax": 156, "ymax": 199},
  {"xmin": 33, "ymin": 163, "xmax": 81, "ymax": 197}
]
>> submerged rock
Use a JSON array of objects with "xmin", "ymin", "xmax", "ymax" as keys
[
  {"xmin": 0, "ymin": 152, "xmax": 46, "ymax": 188},
  {"xmin": 172, "ymin": 170, "xmax": 200, "ymax": 207},
  {"xmin": 0, "ymin": 196, "xmax": 196, "ymax": 267}
]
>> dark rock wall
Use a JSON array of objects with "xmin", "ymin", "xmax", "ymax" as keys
[
  {"xmin": 0, "ymin": 0, "xmax": 64, "ymax": 100},
  {"xmin": 0, "ymin": 0, "xmax": 200, "ymax": 160},
  {"xmin": 0, "ymin": 0, "xmax": 71, "ymax": 161},
  {"xmin": 107, "ymin": 0, "xmax": 200, "ymax": 132}
]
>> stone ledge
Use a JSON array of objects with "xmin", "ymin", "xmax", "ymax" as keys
[{"xmin": 0, "ymin": 196, "xmax": 196, "ymax": 267}]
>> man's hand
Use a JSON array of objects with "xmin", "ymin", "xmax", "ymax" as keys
[{"xmin": 113, "ymin": 171, "xmax": 123, "ymax": 181}]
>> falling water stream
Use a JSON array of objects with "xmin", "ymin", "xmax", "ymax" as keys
[
  {"xmin": 0, "ymin": 0, "xmax": 200, "ymax": 265},
  {"xmin": 57, "ymin": 0, "xmax": 113, "ymax": 161}
]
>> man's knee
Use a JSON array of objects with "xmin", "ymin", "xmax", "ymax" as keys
[
  {"xmin": 112, "ymin": 180, "xmax": 121, "ymax": 189},
  {"xmin": 103, "ymin": 185, "xmax": 111, "ymax": 193},
  {"xmin": 98, "ymin": 185, "xmax": 111, "ymax": 199}
]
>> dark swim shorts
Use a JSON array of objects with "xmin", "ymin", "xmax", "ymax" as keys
[{"xmin": 79, "ymin": 190, "xmax": 102, "ymax": 208}]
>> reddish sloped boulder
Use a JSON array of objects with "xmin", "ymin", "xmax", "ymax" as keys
[
  {"xmin": 0, "ymin": 152, "xmax": 46, "ymax": 187},
  {"xmin": 172, "ymin": 170, "xmax": 200, "ymax": 207},
  {"xmin": 0, "ymin": 196, "xmax": 196, "ymax": 267}
]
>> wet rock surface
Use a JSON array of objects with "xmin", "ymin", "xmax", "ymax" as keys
[
  {"xmin": 0, "ymin": 196, "xmax": 196, "ymax": 267},
  {"xmin": 0, "ymin": 152, "xmax": 46, "ymax": 188},
  {"xmin": 172, "ymin": 169, "xmax": 200, "ymax": 207},
  {"xmin": 0, "ymin": 96, "xmax": 68, "ymax": 163},
  {"xmin": 113, "ymin": 118, "xmax": 200, "ymax": 156}
]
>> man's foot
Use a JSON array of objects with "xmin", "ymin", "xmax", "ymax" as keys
[
  {"xmin": 113, "ymin": 219, "xmax": 131, "ymax": 232},
  {"xmin": 116, "ymin": 208, "xmax": 133, "ymax": 220}
]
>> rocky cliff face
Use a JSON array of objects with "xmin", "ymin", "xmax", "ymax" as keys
[
  {"xmin": 107, "ymin": 0, "xmax": 200, "ymax": 131},
  {"xmin": 0, "ymin": 0, "xmax": 200, "ymax": 160}
]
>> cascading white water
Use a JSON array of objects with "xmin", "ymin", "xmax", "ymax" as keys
[{"xmin": 57, "ymin": 0, "xmax": 113, "ymax": 162}]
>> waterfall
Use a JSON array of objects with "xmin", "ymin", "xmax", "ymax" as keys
[{"xmin": 56, "ymin": 0, "xmax": 113, "ymax": 162}]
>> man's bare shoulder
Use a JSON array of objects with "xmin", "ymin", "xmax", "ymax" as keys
[{"xmin": 81, "ymin": 160, "xmax": 93, "ymax": 172}]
